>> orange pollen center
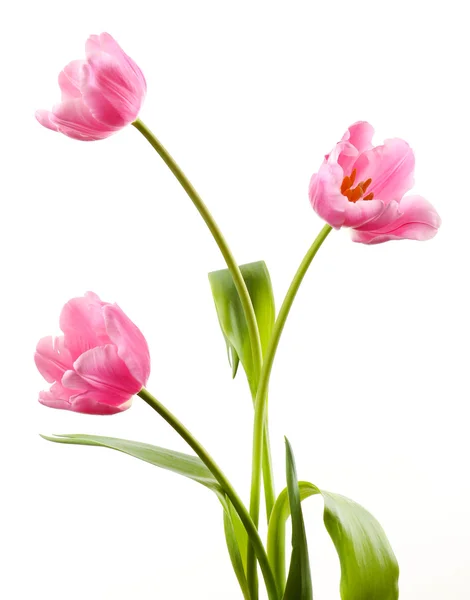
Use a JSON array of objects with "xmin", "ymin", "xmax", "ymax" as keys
[{"xmin": 340, "ymin": 169, "xmax": 374, "ymax": 203}]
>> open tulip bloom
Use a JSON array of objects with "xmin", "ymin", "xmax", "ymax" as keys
[{"xmin": 36, "ymin": 32, "xmax": 441, "ymax": 600}]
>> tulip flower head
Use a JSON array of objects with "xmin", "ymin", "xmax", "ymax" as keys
[
  {"xmin": 309, "ymin": 121, "xmax": 441, "ymax": 243},
  {"xmin": 36, "ymin": 33, "xmax": 146, "ymax": 141},
  {"xmin": 35, "ymin": 292, "xmax": 150, "ymax": 414}
]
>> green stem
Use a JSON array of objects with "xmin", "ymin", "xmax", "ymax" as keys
[
  {"xmin": 133, "ymin": 118, "xmax": 276, "ymax": 580},
  {"xmin": 132, "ymin": 119, "xmax": 263, "ymax": 383},
  {"xmin": 138, "ymin": 388, "xmax": 279, "ymax": 600},
  {"xmin": 262, "ymin": 420, "xmax": 276, "ymax": 520},
  {"xmin": 247, "ymin": 224, "xmax": 333, "ymax": 595},
  {"xmin": 249, "ymin": 385, "xmax": 275, "ymax": 524},
  {"xmin": 248, "ymin": 404, "xmax": 274, "ymax": 600}
]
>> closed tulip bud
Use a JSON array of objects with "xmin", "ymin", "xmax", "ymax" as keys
[{"xmin": 36, "ymin": 33, "xmax": 146, "ymax": 141}]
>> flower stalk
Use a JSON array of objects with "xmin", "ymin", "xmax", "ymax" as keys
[
  {"xmin": 132, "ymin": 119, "xmax": 263, "ymax": 385},
  {"xmin": 138, "ymin": 388, "xmax": 280, "ymax": 600},
  {"xmin": 246, "ymin": 224, "xmax": 333, "ymax": 596},
  {"xmin": 132, "ymin": 118, "xmax": 276, "ymax": 556}
]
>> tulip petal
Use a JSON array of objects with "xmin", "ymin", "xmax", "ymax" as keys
[
  {"xmin": 58, "ymin": 60, "xmax": 85, "ymax": 100},
  {"xmin": 35, "ymin": 109, "xmax": 58, "ymax": 132},
  {"xmin": 84, "ymin": 56, "xmax": 144, "ymax": 124},
  {"xmin": 342, "ymin": 198, "xmax": 387, "ymax": 229},
  {"xmin": 39, "ymin": 382, "xmax": 74, "ymax": 410},
  {"xmin": 86, "ymin": 32, "xmax": 146, "ymax": 90},
  {"xmin": 35, "ymin": 336, "xmax": 73, "ymax": 383},
  {"xmin": 350, "ymin": 195, "xmax": 441, "ymax": 244},
  {"xmin": 62, "ymin": 370, "xmax": 133, "ymax": 413},
  {"xmin": 86, "ymin": 33, "xmax": 126, "ymax": 61},
  {"xmin": 353, "ymin": 138, "xmax": 415, "ymax": 203},
  {"xmin": 334, "ymin": 141, "xmax": 361, "ymax": 175},
  {"xmin": 71, "ymin": 392, "xmax": 131, "ymax": 414},
  {"xmin": 61, "ymin": 369, "xmax": 90, "ymax": 391},
  {"xmin": 342, "ymin": 121, "xmax": 375, "ymax": 154},
  {"xmin": 103, "ymin": 305, "xmax": 150, "ymax": 386},
  {"xmin": 353, "ymin": 200, "xmax": 403, "ymax": 232},
  {"xmin": 50, "ymin": 99, "xmax": 117, "ymax": 141},
  {"xmin": 309, "ymin": 160, "xmax": 384, "ymax": 229},
  {"xmin": 39, "ymin": 382, "xmax": 128, "ymax": 414},
  {"xmin": 81, "ymin": 60, "xmax": 131, "ymax": 127},
  {"xmin": 336, "ymin": 121, "xmax": 375, "ymax": 174},
  {"xmin": 60, "ymin": 292, "xmax": 109, "ymax": 360},
  {"xmin": 73, "ymin": 344, "xmax": 141, "ymax": 397},
  {"xmin": 85, "ymin": 34, "xmax": 102, "ymax": 55},
  {"xmin": 309, "ymin": 161, "xmax": 348, "ymax": 228},
  {"xmin": 81, "ymin": 77, "xmax": 128, "ymax": 127}
]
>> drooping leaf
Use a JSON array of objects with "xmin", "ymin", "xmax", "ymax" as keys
[
  {"xmin": 208, "ymin": 261, "xmax": 275, "ymax": 393},
  {"xmin": 227, "ymin": 496, "xmax": 249, "ymax": 573},
  {"xmin": 220, "ymin": 496, "xmax": 251, "ymax": 600},
  {"xmin": 267, "ymin": 480, "xmax": 399, "ymax": 600},
  {"xmin": 283, "ymin": 438, "xmax": 313, "ymax": 600},
  {"xmin": 41, "ymin": 433, "xmax": 222, "ymax": 493},
  {"xmin": 42, "ymin": 433, "xmax": 251, "ymax": 597}
]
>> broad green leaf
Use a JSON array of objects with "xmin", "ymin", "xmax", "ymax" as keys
[
  {"xmin": 41, "ymin": 433, "xmax": 222, "ymax": 493},
  {"xmin": 267, "ymin": 480, "xmax": 399, "ymax": 600},
  {"xmin": 283, "ymin": 438, "xmax": 313, "ymax": 600},
  {"xmin": 42, "ymin": 434, "xmax": 251, "ymax": 597},
  {"xmin": 208, "ymin": 261, "xmax": 275, "ymax": 393}
]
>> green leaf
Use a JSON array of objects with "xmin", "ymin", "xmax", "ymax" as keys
[
  {"xmin": 208, "ymin": 261, "xmax": 275, "ymax": 393},
  {"xmin": 221, "ymin": 496, "xmax": 251, "ymax": 600},
  {"xmin": 283, "ymin": 438, "xmax": 313, "ymax": 600},
  {"xmin": 267, "ymin": 480, "xmax": 399, "ymax": 600},
  {"xmin": 42, "ymin": 433, "xmax": 251, "ymax": 597},
  {"xmin": 40, "ymin": 433, "xmax": 222, "ymax": 493}
]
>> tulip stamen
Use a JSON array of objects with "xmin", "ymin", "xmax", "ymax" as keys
[
  {"xmin": 341, "ymin": 171, "xmax": 374, "ymax": 203},
  {"xmin": 341, "ymin": 175, "xmax": 352, "ymax": 194}
]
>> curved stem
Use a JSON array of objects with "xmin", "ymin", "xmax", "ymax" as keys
[
  {"xmin": 133, "ymin": 119, "xmax": 276, "ymax": 587},
  {"xmin": 246, "ymin": 224, "xmax": 333, "ymax": 594},
  {"xmin": 138, "ymin": 388, "xmax": 279, "ymax": 600},
  {"xmin": 132, "ymin": 119, "xmax": 263, "ymax": 384}
]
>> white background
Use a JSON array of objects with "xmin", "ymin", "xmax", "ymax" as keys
[{"xmin": 1, "ymin": 0, "xmax": 469, "ymax": 598}]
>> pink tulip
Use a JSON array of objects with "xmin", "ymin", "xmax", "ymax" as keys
[
  {"xmin": 36, "ymin": 33, "xmax": 146, "ymax": 141},
  {"xmin": 309, "ymin": 122, "xmax": 441, "ymax": 244},
  {"xmin": 35, "ymin": 292, "xmax": 150, "ymax": 414}
]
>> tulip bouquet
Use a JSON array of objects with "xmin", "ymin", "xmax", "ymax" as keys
[{"xmin": 35, "ymin": 33, "xmax": 441, "ymax": 600}]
